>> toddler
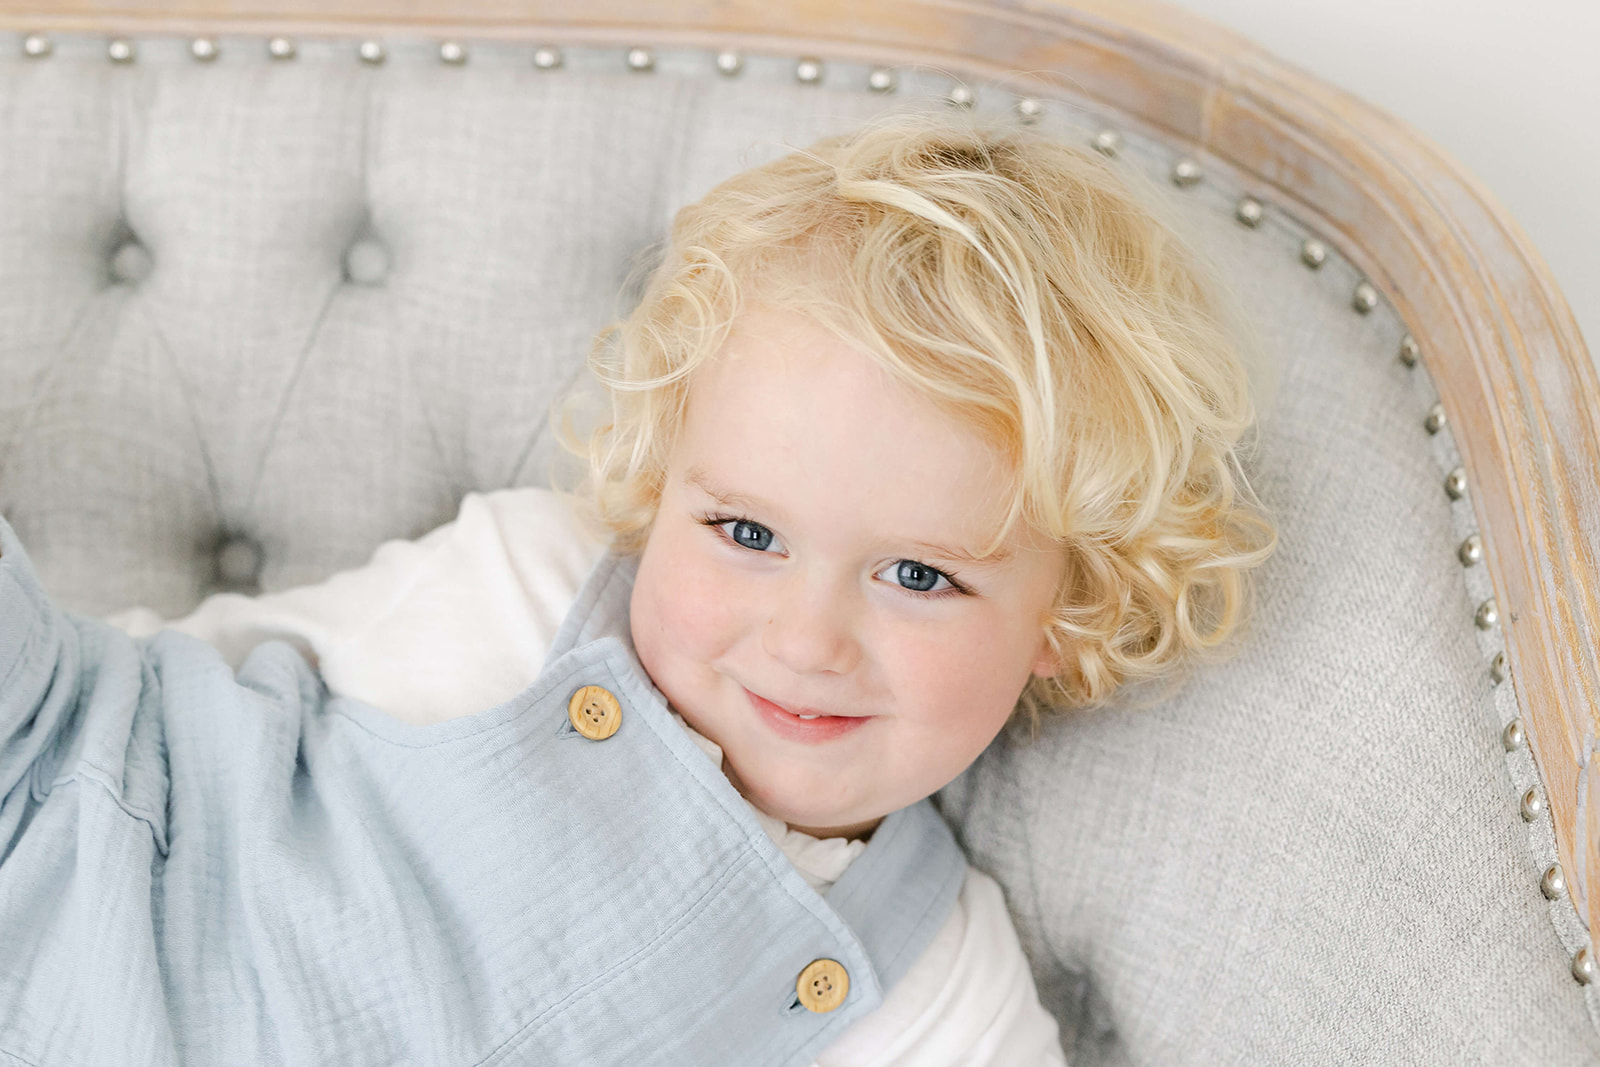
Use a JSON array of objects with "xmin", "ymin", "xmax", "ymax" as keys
[{"xmin": 0, "ymin": 113, "xmax": 1274, "ymax": 1065}]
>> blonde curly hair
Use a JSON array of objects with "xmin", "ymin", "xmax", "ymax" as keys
[{"xmin": 563, "ymin": 111, "xmax": 1276, "ymax": 718}]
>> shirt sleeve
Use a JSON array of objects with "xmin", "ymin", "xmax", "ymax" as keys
[
  {"xmin": 0, "ymin": 515, "xmax": 84, "ymax": 804},
  {"xmin": 102, "ymin": 488, "xmax": 608, "ymax": 726},
  {"xmin": 811, "ymin": 866, "xmax": 1068, "ymax": 1066}
]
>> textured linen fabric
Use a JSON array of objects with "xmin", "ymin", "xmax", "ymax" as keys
[
  {"xmin": 111, "ymin": 485, "xmax": 1066, "ymax": 1065},
  {"xmin": 1, "ymin": 32, "xmax": 1594, "ymax": 1063},
  {"xmin": 0, "ymin": 514, "xmax": 967, "ymax": 1066}
]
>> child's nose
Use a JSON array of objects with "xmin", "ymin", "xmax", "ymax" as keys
[{"xmin": 760, "ymin": 577, "xmax": 860, "ymax": 676}]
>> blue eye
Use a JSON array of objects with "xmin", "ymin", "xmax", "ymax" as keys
[
  {"xmin": 708, "ymin": 517, "xmax": 778, "ymax": 552},
  {"xmin": 731, "ymin": 520, "xmax": 773, "ymax": 550},
  {"xmin": 897, "ymin": 561, "xmax": 939, "ymax": 591},
  {"xmin": 882, "ymin": 559, "xmax": 954, "ymax": 593}
]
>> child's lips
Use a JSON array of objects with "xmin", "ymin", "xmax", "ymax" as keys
[
  {"xmin": 743, "ymin": 688, "xmax": 872, "ymax": 743},
  {"xmin": 755, "ymin": 692, "xmax": 838, "ymax": 719}
]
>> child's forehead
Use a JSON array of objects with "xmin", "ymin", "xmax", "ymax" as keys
[{"xmin": 686, "ymin": 306, "xmax": 1015, "ymax": 474}]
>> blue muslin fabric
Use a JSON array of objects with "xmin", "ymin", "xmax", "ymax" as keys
[{"xmin": 0, "ymin": 516, "xmax": 964, "ymax": 1067}]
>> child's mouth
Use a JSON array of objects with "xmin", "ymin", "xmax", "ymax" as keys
[{"xmin": 743, "ymin": 689, "xmax": 872, "ymax": 744}]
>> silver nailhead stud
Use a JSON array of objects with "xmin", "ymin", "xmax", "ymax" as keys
[
  {"xmin": 358, "ymin": 40, "xmax": 386, "ymax": 64},
  {"xmin": 1300, "ymin": 239, "xmax": 1327, "ymax": 269},
  {"xmin": 1475, "ymin": 598, "xmax": 1499, "ymax": 631},
  {"xmin": 1521, "ymin": 787, "xmax": 1544, "ymax": 822},
  {"xmin": 1542, "ymin": 864, "xmax": 1566, "ymax": 900},
  {"xmin": 1092, "ymin": 129, "xmax": 1122, "ymax": 157},
  {"xmin": 190, "ymin": 37, "xmax": 218, "ymax": 62},
  {"xmin": 1015, "ymin": 97, "xmax": 1043, "ymax": 124},
  {"xmin": 1574, "ymin": 946, "xmax": 1595, "ymax": 985},
  {"xmin": 108, "ymin": 38, "xmax": 136, "ymax": 63},
  {"xmin": 1236, "ymin": 197, "xmax": 1264, "ymax": 228},
  {"xmin": 1424, "ymin": 403, "xmax": 1447, "ymax": 435},
  {"xmin": 795, "ymin": 57, "xmax": 823, "ymax": 84},
  {"xmin": 867, "ymin": 67, "xmax": 897, "ymax": 93},
  {"xmin": 946, "ymin": 83, "xmax": 975, "ymax": 109},
  {"xmin": 533, "ymin": 46, "xmax": 562, "ymax": 70},
  {"xmin": 626, "ymin": 47, "xmax": 654, "ymax": 72},
  {"xmin": 1490, "ymin": 651, "xmax": 1508, "ymax": 685},
  {"xmin": 1502, "ymin": 717, "xmax": 1524, "ymax": 751},
  {"xmin": 1444, "ymin": 467, "xmax": 1467, "ymax": 500},
  {"xmin": 439, "ymin": 40, "xmax": 467, "ymax": 65},
  {"xmin": 22, "ymin": 33, "xmax": 51, "ymax": 58},
  {"xmin": 1352, "ymin": 282, "xmax": 1379, "ymax": 313},
  {"xmin": 1171, "ymin": 158, "xmax": 1202, "ymax": 186},
  {"xmin": 715, "ymin": 50, "xmax": 743, "ymax": 75},
  {"xmin": 267, "ymin": 36, "xmax": 296, "ymax": 60},
  {"xmin": 1399, "ymin": 334, "xmax": 1420, "ymax": 367},
  {"xmin": 1458, "ymin": 533, "xmax": 1483, "ymax": 567}
]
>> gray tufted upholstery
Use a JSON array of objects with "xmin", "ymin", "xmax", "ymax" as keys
[{"xmin": 3, "ymin": 32, "xmax": 1596, "ymax": 1064}]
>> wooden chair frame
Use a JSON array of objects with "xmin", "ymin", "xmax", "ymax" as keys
[{"xmin": 6, "ymin": 0, "xmax": 1598, "ymax": 936}]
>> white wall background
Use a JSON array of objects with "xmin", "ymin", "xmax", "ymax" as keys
[{"xmin": 1166, "ymin": 0, "xmax": 1599, "ymax": 373}]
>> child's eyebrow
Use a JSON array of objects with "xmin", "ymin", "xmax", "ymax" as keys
[
  {"xmin": 684, "ymin": 467, "xmax": 1014, "ymax": 565},
  {"xmin": 685, "ymin": 468, "xmax": 772, "ymax": 517}
]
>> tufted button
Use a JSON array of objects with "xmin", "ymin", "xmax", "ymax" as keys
[
  {"xmin": 567, "ymin": 686, "xmax": 622, "ymax": 741},
  {"xmin": 796, "ymin": 958, "xmax": 849, "ymax": 1013},
  {"xmin": 344, "ymin": 239, "xmax": 389, "ymax": 285},
  {"xmin": 215, "ymin": 535, "xmax": 263, "ymax": 588},
  {"xmin": 109, "ymin": 240, "xmax": 152, "ymax": 285}
]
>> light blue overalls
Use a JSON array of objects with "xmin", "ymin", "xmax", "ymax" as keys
[{"xmin": 0, "ymin": 518, "xmax": 965, "ymax": 1066}]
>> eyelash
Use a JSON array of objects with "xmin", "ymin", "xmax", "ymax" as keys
[{"xmin": 698, "ymin": 512, "xmax": 971, "ymax": 599}]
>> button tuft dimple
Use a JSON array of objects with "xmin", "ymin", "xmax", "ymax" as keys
[
  {"xmin": 215, "ymin": 535, "xmax": 263, "ymax": 588},
  {"xmin": 344, "ymin": 239, "xmax": 390, "ymax": 285},
  {"xmin": 110, "ymin": 241, "xmax": 153, "ymax": 285}
]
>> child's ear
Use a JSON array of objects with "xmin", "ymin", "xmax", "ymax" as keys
[{"xmin": 1028, "ymin": 633, "xmax": 1060, "ymax": 679}]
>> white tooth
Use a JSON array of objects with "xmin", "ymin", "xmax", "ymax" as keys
[{"xmin": 796, "ymin": 714, "xmax": 821, "ymax": 720}]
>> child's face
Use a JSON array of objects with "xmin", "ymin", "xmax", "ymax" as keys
[{"xmin": 629, "ymin": 307, "xmax": 1064, "ymax": 840}]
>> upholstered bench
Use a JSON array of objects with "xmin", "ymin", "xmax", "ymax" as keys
[{"xmin": 1, "ymin": 1, "xmax": 1596, "ymax": 1061}]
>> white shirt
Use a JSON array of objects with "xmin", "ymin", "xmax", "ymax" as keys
[{"xmin": 110, "ymin": 488, "xmax": 1066, "ymax": 1065}]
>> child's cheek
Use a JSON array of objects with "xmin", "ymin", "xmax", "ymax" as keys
[{"xmin": 632, "ymin": 526, "xmax": 747, "ymax": 688}]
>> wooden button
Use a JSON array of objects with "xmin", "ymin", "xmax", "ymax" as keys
[
  {"xmin": 796, "ymin": 958, "xmax": 849, "ymax": 1013},
  {"xmin": 567, "ymin": 685, "xmax": 622, "ymax": 741}
]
